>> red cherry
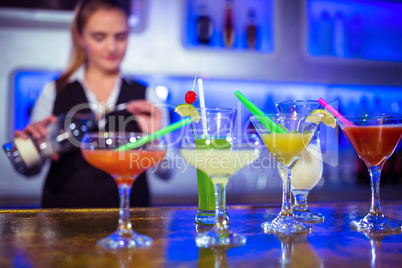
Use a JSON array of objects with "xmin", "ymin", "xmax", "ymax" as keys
[{"xmin": 185, "ymin": 91, "xmax": 197, "ymax": 104}]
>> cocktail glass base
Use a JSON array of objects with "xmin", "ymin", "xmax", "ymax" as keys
[
  {"xmin": 195, "ymin": 229, "xmax": 246, "ymax": 248},
  {"xmin": 293, "ymin": 210, "xmax": 325, "ymax": 223},
  {"xmin": 261, "ymin": 216, "xmax": 312, "ymax": 235},
  {"xmin": 350, "ymin": 213, "xmax": 402, "ymax": 234},
  {"xmin": 97, "ymin": 230, "xmax": 152, "ymax": 249},
  {"xmin": 195, "ymin": 209, "xmax": 230, "ymax": 226}
]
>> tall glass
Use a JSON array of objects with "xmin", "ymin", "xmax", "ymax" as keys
[
  {"xmin": 276, "ymin": 100, "xmax": 325, "ymax": 222},
  {"xmin": 337, "ymin": 114, "xmax": 402, "ymax": 234},
  {"xmin": 81, "ymin": 132, "xmax": 167, "ymax": 249},
  {"xmin": 181, "ymin": 135, "xmax": 261, "ymax": 247},
  {"xmin": 187, "ymin": 108, "xmax": 237, "ymax": 225},
  {"xmin": 250, "ymin": 114, "xmax": 321, "ymax": 235}
]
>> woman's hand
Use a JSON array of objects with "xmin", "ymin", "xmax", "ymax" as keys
[
  {"xmin": 14, "ymin": 115, "xmax": 60, "ymax": 161},
  {"xmin": 126, "ymin": 100, "xmax": 162, "ymax": 133}
]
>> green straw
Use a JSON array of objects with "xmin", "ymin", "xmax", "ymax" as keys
[
  {"xmin": 116, "ymin": 117, "xmax": 192, "ymax": 151},
  {"xmin": 234, "ymin": 90, "xmax": 286, "ymax": 134}
]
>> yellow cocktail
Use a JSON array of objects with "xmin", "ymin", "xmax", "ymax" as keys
[
  {"xmin": 250, "ymin": 114, "xmax": 321, "ymax": 235},
  {"xmin": 260, "ymin": 133, "xmax": 314, "ymax": 167}
]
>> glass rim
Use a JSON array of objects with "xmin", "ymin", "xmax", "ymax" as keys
[
  {"xmin": 181, "ymin": 135, "xmax": 261, "ymax": 149},
  {"xmin": 337, "ymin": 113, "xmax": 402, "ymax": 120},
  {"xmin": 81, "ymin": 132, "xmax": 167, "ymax": 150},
  {"xmin": 82, "ymin": 132, "xmax": 166, "ymax": 141},
  {"xmin": 275, "ymin": 100, "xmax": 320, "ymax": 105},
  {"xmin": 250, "ymin": 113, "xmax": 322, "ymax": 120},
  {"xmin": 193, "ymin": 107, "xmax": 237, "ymax": 112}
]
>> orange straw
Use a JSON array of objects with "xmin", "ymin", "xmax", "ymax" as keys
[{"xmin": 318, "ymin": 98, "xmax": 353, "ymax": 126}]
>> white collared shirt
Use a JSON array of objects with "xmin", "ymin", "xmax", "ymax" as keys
[{"xmin": 30, "ymin": 66, "xmax": 169, "ymax": 130}]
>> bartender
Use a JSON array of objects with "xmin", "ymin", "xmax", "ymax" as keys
[{"xmin": 14, "ymin": 0, "xmax": 170, "ymax": 208}]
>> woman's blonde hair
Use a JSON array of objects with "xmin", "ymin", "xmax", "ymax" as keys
[{"xmin": 55, "ymin": 0, "xmax": 129, "ymax": 91}]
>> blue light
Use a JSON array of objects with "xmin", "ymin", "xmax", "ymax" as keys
[
  {"xmin": 308, "ymin": 0, "xmax": 402, "ymax": 62},
  {"xmin": 13, "ymin": 70, "xmax": 59, "ymax": 131}
]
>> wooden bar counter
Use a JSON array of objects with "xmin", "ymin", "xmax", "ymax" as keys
[{"xmin": 1, "ymin": 201, "xmax": 402, "ymax": 267}]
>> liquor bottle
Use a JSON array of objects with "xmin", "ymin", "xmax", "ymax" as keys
[
  {"xmin": 223, "ymin": 0, "xmax": 235, "ymax": 47},
  {"xmin": 245, "ymin": 8, "xmax": 258, "ymax": 49},
  {"xmin": 196, "ymin": 5, "xmax": 213, "ymax": 45}
]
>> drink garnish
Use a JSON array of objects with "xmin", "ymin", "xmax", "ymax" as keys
[
  {"xmin": 318, "ymin": 98, "xmax": 353, "ymax": 126},
  {"xmin": 305, "ymin": 109, "xmax": 336, "ymax": 128},
  {"xmin": 185, "ymin": 91, "xmax": 197, "ymax": 104},
  {"xmin": 174, "ymin": 103, "xmax": 201, "ymax": 123},
  {"xmin": 174, "ymin": 76, "xmax": 201, "ymax": 123}
]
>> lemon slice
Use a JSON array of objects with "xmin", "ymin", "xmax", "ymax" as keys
[
  {"xmin": 174, "ymin": 104, "xmax": 200, "ymax": 123},
  {"xmin": 305, "ymin": 109, "xmax": 336, "ymax": 128}
]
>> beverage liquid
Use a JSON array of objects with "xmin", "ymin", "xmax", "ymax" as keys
[{"xmin": 194, "ymin": 138, "xmax": 230, "ymax": 224}]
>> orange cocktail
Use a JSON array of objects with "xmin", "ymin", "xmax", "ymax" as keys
[
  {"xmin": 81, "ymin": 132, "xmax": 167, "ymax": 249},
  {"xmin": 82, "ymin": 149, "xmax": 166, "ymax": 186}
]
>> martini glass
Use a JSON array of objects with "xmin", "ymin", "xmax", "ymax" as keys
[
  {"xmin": 276, "ymin": 100, "xmax": 325, "ymax": 222},
  {"xmin": 337, "ymin": 114, "xmax": 402, "ymax": 234},
  {"xmin": 81, "ymin": 132, "xmax": 167, "ymax": 249},
  {"xmin": 181, "ymin": 135, "xmax": 261, "ymax": 247},
  {"xmin": 250, "ymin": 114, "xmax": 321, "ymax": 235}
]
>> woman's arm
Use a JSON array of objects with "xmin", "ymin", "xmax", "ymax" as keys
[{"xmin": 29, "ymin": 81, "xmax": 56, "ymax": 123}]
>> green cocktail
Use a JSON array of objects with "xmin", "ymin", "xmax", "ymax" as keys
[
  {"xmin": 197, "ymin": 169, "xmax": 215, "ymax": 210},
  {"xmin": 184, "ymin": 108, "xmax": 237, "ymax": 225},
  {"xmin": 181, "ymin": 135, "xmax": 261, "ymax": 247},
  {"xmin": 195, "ymin": 138, "xmax": 230, "ymax": 225}
]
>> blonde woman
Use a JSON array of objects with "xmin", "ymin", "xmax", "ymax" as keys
[{"xmin": 15, "ymin": 0, "xmax": 168, "ymax": 208}]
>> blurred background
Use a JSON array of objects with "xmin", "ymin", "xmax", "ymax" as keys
[{"xmin": 0, "ymin": 0, "xmax": 402, "ymax": 208}]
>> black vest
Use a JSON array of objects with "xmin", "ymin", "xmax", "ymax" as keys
[{"xmin": 42, "ymin": 79, "xmax": 150, "ymax": 208}]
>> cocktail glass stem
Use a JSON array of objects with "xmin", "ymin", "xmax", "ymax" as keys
[
  {"xmin": 118, "ymin": 180, "xmax": 133, "ymax": 234},
  {"xmin": 261, "ymin": 163, "xmax": 312, "ymax": 234},
  {"xmin": 351, "ymin": 162, "xmax": 401, "ymax": 233},
  {"xmin": 97, "ymin": 176, "xmax": 153, "ymax": 249},
  {"xmin": 369, "ymin": 165, "xmax": 382, "ymax": 216},
  {"xmin": 215, "ymin": 182, "xmax": 229, "ymax": 231},
  {"xmin": 292, "ymin": 190, "xmax": 309, "ymax": 211},
  {"xmin": 291, "ymin": 189, "xmax": 324, "ymax": 223},
  {"xmin": 280, "ymin": 164, "xmax": 294, "ymax": 217}
]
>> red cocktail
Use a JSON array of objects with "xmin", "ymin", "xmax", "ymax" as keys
[
  {"xmin": 338, "ymin": 115, "xmax": 402, "ymax": 234},
  {"xmin": 81, "ymin": 132, "xmax": 167, "ymax": 249},
  {"xmin": 342, "ymin": 125, "xmax": 402, "ymax": 166}
]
